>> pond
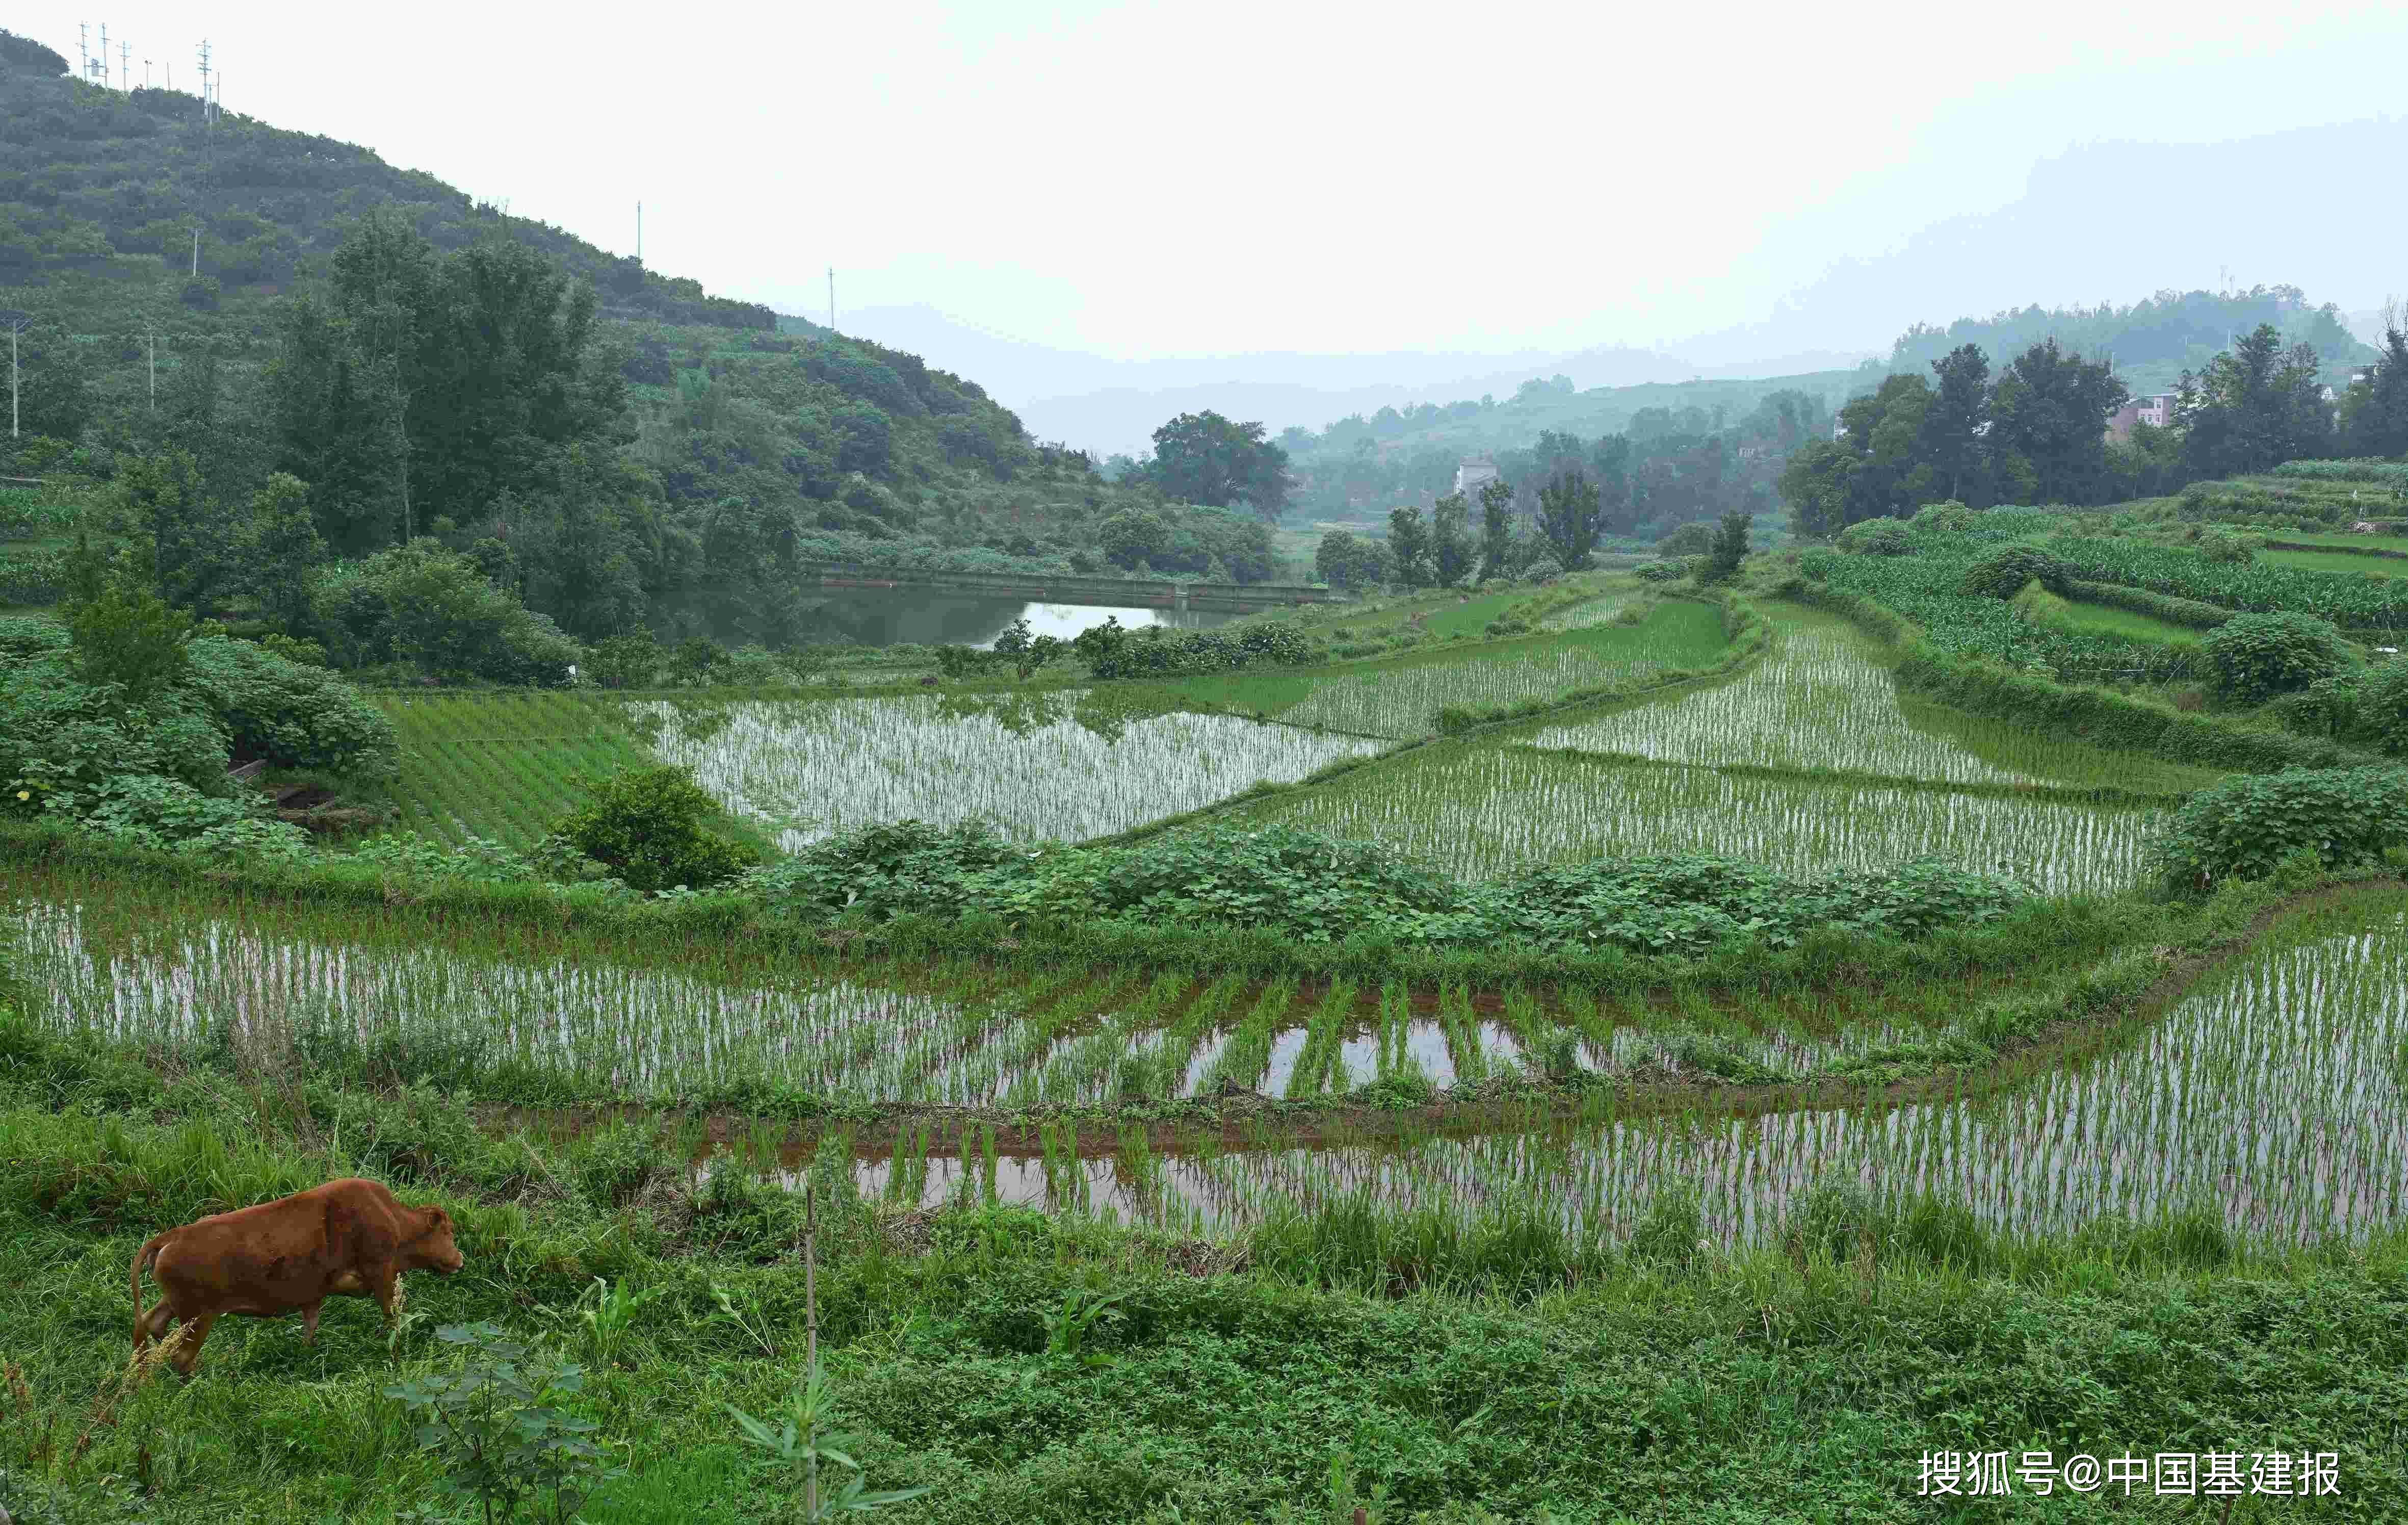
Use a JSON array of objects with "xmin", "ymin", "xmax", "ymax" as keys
[{"xmin": 655, "ymin": 586, "xmax": 1236, "ymax": 650}]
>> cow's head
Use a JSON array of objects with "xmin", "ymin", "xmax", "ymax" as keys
[{"xmin": 407, "ymin": 1205, "xmax": 465, "ymax": 1274}]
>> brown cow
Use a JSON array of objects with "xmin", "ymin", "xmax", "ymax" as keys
[{"xmin": 130, "ymin": 1178, "xmax": 464, "ymax": 1376}]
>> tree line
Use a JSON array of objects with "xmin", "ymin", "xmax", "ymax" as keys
[{"xmin": 1777, "ymin": 323, "xmax": 2408, "ymax": 536}]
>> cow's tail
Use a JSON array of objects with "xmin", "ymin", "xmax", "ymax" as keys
[{"xmin": 130, "ymin": 1233, "xmax": 167, "ymax": 1321}]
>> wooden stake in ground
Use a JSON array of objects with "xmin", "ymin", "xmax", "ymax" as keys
[{"xmin": 804, "ymin": 1178, "xmax": 819, "ymax": 1519}]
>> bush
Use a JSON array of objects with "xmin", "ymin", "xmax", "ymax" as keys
[
  {"xmin": 181, "ymin": 636, "xmax": 399, "ymax": 779},
  {"xmin": 1070, "ymin": 617, "xmax": 1317, "ymax": 680},
  {"xmin": 0, "ymin": 615, "xmax": 69, "ymax": 660},
  {"xmin": 551, "ymin": 765, "xmax": 762, "ymax": 894},
  {"xmin": 1633, "ymin": 559, "xmax": 1687, "ymax": 582},
  {"xmin": 1960, "ymin": 546, "xmax": 2076, "ymax": 599},
  {"xmin": 2200, "ymin": 529, "xmax": 2256, "ymax": 565},
  {"xmin": 2204, "ymin": 612, "xmax": 2348, "ymax": 703},
  {"xmin": 585, "ymin": 631, "xmax": 661, "ymax": 690},
  {"xmin": 69, "ymin": 772, "xmax": 314, "ymax": 860},
  {"xmin": 2362, "ymin": 659, "xmax": 2408, "ymax": 756},
  {"xmin": 313, "ymin": 541, "xmax": 580, "ymax": 686},
  {"xmin": 2151, "ymin": 766, "xmax": 2408, "ymax": 891},
  {"xmin": 1838, "ymin": 518, "xmax": 1913, "ymax": 556},
  {"xmin": 1909, "ymin": 500, "xmax": 1974, "ymax": 535}
]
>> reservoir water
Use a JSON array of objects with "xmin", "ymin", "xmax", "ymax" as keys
[{"xmin": 657, "ymin": 585, "xmax": 1238, "ymax": 650}]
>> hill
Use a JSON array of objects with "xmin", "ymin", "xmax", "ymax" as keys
[{"xmin": 0, "ymin": 30, "xmax": 1277, "ymax": 649}]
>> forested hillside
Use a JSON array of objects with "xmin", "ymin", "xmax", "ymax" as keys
[{"xmin": 0, "ymin": 31, "xmax": 1274, "ymax": 652}]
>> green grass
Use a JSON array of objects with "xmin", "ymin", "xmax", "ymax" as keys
[
  {"xmin": 2045, "ymin": 595, "xmax": 2212, "ymax": 648},
  {"xmin": 1419, "ymin": 589, "xmax": 1532, "ymax": 638},
  {"xmin": 2263, "ymin": 530, "xmax": 2408, "ymax": 554},
  {"xmin": 2262, "ymin": 548, "xmax": 2402, "ymax": 579},
  {"xmin": 373, "ymin": 691, "xmax": 689, "ymax": 849},
  {"xmin": 1150, "ymin": 599, "xmax": 1731, "ymax": 739}
]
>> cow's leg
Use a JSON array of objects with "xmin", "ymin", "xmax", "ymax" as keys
[
  {"xmin": 171, "ymin": 1310, "xmax": 218, "ymax": 1378},
  {"xmin": 301, "ymin": 1300, "xmax": 323, "ymax": 1344},
  {"xmin": 361, "ymin": 1257, "xmax": 401, "ymax": 1322},
  {"xmin": 135, "ymin": 1298, "xmax": 178, "ymax": 1355}
]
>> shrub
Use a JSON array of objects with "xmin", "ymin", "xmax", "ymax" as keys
[
  {"xmin": 1633, "ymin": 559, "xmax": 1687, "ymax": 582},
  {"xmin": 313, "ymin": 542, "xmax": 579, "ymax": 686},
  {"xmin": 182, "ymin": 636, "xmax": 399, "ymax": 779},
  {"xmin": 0, "ymin": 615, "xmax": 69, "ymax": 660},
  {"xmin": 1838, "ymin": 518, "xmax": 1913, "ymax": 556},
  {"xmin": 2200, "ymin": 529, "xmax": 2256, "ymax": 564},
  {"xmin": 586, "ymin": 631, "xmax": 661, "ymax": 690},
  {"xmin": 69, "ymin": 772, "xmax": 314, "ymax": 860},
  {"xmin": 1909, "ymin": 500, "xmax": 1974, "ymax": 534},
  {"xmin": 1960, "ymin": 546, "xmax": 2076, "ymax": 599},
  {"xmin": 551, "ymin": 765, "xmax": 762, "ymax": 894},
  {"xmin": 2362, "ymin": 659, "xmax": 2408, "ymax": 756},
  {"xmin": 2151, "ymin": 766, "xmax": 2408, "ymax": 891},
  {"xmin": 2204, "ymin": 612, "xmax": 2348, "ymax": 703}
]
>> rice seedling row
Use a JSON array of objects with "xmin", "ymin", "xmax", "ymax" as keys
[{"xmin": 637, "ymin": 692, "xmax": 1385, "ymax": 847}]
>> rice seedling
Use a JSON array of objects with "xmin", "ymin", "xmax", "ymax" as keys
[
  {"xmin": 1526, "ymin": 606, "xmax": 2219, "ymax": 793},
  {"xmin": 1229, "ymin": 741, "xmax": 2158, "ymax": 893},
  {"xmin": 634, "ymin": 691, "xmax": 1384, "ymax": 846}
]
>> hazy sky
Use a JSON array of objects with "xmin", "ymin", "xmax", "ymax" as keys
[{"xmin": 28, "ymin": 2, "xmax": 2408, "ymax": 360}]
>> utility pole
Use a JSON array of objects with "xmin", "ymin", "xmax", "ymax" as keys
[
  {"xmin": 3, "ymin": 312, "xmax": 30, "ymax": 441},
  {"xmin": 827, "ymin": 267, "xmax": 834, "ymax": 331},
  {"xmin": 99, "ymin": 24, "xmax": 110, "ymax": 85},
  {"xmin": 147, "ymin": 330, "xmax": 156, "ymax": 410},
  {"xmin": 191, "ymin": 227, "xmax": 200, "ymax": 277},
  {"xmin": 120, "ymin": 41, "xmax": 132, "ymax": 91},
  {"xmin": 636, "ymin": 200, "xmax": 642, "ymax": 262}
]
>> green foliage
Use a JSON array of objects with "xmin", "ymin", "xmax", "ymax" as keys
[
  {"xmin": 68, "ymin": 771, "xmax": 314, "ymax": 861},
  {"xmin": 1837, "ymin": 518, "xmax": 1913, "ymax": 556},
  {"xmin": 386, "ymin": 1323, "xmax": 622, "ymax": 1524},
  {"xmin": 2200, "ymin": 529, "xmax": 2256, "ymax": 564},
  {"xmin": 2364, "ymin": 659, "xmax": 2408, "ymax": 755},
  {"xmin": 1960, "ymin": 545, "xmax": 2076, "ymax": 600},
  {"xmin": 1535, "ymin": 471, "xmax": 1604, "ymax": 569},
  {"xmin": 1139, "ymin": 410, "xmax": 1289, "ymax": 519},
  {"xmin": 182, "ymin": 636, "xmax": 399, "ymax": 778},
  {"xmin": 743, "ymin": 818, "xmax": 2027, "ymax": 956},
  {"xmin": 1384, "ymin": 506, "xmax": 1432, "ymax": 588},
  {"xmin": 585, "ymin": 631, "xmax": 661, "ymax": 690},
  {"xmin": 551, "ymin": 765, "xmax": 761, "ymax": 895},
  {"xmin": 725, "ymin": 1360, "xmax": 935, "ymax": 1519},
  {"xmin": 2203, "ymin": 612, "xmax": 2348, "ymax": 702},
  {"xmin": 0, "ymin": 615, "xmax": 69, "ymax": 659},
  {"xmin": 1312, "ymin": 529, "xmax": 1390, "ymax": 591},
  {"xmin": 316, "ymin": 541, "xmax": 581, "ymax": 686},
  {"xmin": 2271, "ymin": 457, "xmax": 2408, "ymax": 486},
  {"xmin": 1702, "ymin": 509, "xmax": 1751, "ymax": 582},
  {"xmin": 2151, "ymin": 766, "xmax": 2408, "ymax": 891},
  {"xmin": 1068, "ymin": 617, "xmax": 1315, "ymax": 680},
  {"xmin": 1909, "ymin": 499, "xmax": 1974, "ymax": 534},
  {"xmin": 67, "ymin": 580, "xmax": 191, "ymax": 702},
  {"xmin": 1632, "ymin": 559, "xmax": 1687, "ymax": 582}
]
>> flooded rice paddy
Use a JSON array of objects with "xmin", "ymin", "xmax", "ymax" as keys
[{"xmin": 14, "ymin": 894, "xmax": 2404, "ymax": 1248}]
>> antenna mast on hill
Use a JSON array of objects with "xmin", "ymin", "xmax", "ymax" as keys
[
  {"xmin": 119, "ymin": 41, "xmax": 130, "ymax": 90},
  {"xmin": 197, "ymin": 39, "xmax": 213, "ymax": 125}
]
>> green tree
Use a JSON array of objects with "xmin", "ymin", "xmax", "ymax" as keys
[
  {"xmin": 1313, "ymin": 529, "xmax": 1389, "ymax": 590},
  {"xmin": 1429, "ymin": 492, "xmax": 1474, "ymax": 587},
  {"xmin": 2178, "ymin": 324, "xmax": 2332, "ymax": 480},
  {"xmin": 1477, "ymin": 478, "xmax": 1516, "ymax": 576},
  {"xmin": 1534, "ymin": 472, "xmax": 1603, "ymax": 569},
  {"xmin": 244, "ymin": 472, "xmax": 329, "ymax": 634},
  {"xmin": 2343, "ymin": 324, "xmax": 2408, "ymax": 459},
  {"xmin": 1988, "ymin": 339, "xmax": 2129, "ymax": 504},
  {"xmin": 551, "ymin": 765, "xmax": 760, "ymax": 894},
  {"xmin": 1919, "ymin": 344, "xmax": 1993, "ymax": 505},
  {"xmin": 1098, "ymin": 509, "xmax": 1171, "ymax": 571},
  {"xmin": 1703, "ymin": 509, "xmax": 1750, "ymax": 582},
  {"xmin": 1145, "ymin": 411, "xmax": 1290, "ymax": 520},
  {"xmin": 68, "ymin": 580, "xmax": 192, "ymax": 703},
  {"xmin": 116, "ymin": 449, "xmax": 243, "ymax": 614},
  {"xmin": 1385, "ymin": 506, "xmax": 1433, "ymax": 588}
]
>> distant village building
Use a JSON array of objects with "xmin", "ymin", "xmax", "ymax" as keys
[
  {"xmin": 2107, "ymin": 392, "xmax": 2179, "ymax": 441},
  {"xmin": 1453, "ymin": 457, "xmax": 1500, "ymax": 498}
]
